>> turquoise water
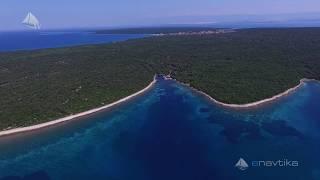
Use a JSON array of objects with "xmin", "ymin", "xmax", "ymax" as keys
[
  {"xmin": 0, "ymin": 31, "xmax": 147, "ymax": 52},
  {"xmin": 0, "ymin": 76, "xmax": 319, "ymax": 180}
]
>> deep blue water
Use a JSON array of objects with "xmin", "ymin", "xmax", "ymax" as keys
[
  {"xmin": 0, "ymin": 31, "xmax": 147, "ymax": 52},
  {"xmin": 0, "ymin": 76, "xmax": 319, "ymax": 180}
]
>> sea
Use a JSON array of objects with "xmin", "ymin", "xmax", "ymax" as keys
[
  {"xmin": 0, "ymin": 31, "xmax": 147, "ymax": 52},
  {"xmin": 0, "ymin": 75, "xmax": 319, "ymax": 180}
]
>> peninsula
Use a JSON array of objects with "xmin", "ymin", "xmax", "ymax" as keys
[{"xmin": 0, "ymin": 28, "xmax": 319, "ymax": 130}]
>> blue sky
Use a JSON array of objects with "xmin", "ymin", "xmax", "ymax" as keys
[{"xmin": 1, "ymin": 0, "xmax": 320, "ymax": 31}]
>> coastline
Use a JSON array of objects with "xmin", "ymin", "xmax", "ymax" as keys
[
  {"xmin": 172, "ymin": 77, "xmax": 312, "ymax": 108},
  {"xmin": 0, "ymin": 75, "xmax": 316, "ymax": 137},
  {"xmin": 0, "ymin": 76, "xmax": 157, "ymax": 137}
]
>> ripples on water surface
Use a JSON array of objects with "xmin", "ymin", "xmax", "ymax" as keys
[{"xmin": 0, "ymin": 76, "xmax": 319, "ymax": 180}]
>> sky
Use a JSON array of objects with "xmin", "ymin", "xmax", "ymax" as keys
[{"xmin": 1, "ymin": 0, "xmax": 320, "ymax": 31}]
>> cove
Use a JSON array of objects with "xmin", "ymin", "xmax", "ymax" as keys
[{"xmin": 0, "ymin": 76, "xmax": 319, "ymax": 180}]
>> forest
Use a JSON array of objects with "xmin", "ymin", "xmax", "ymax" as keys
[{"xmin": 0, "ymin": 28, "xmax": 319, "ymax": 129}]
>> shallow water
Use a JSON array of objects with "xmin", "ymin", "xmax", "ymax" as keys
[
  {"xmin": 0, "ymin": 76, "xmax": 319, "ymax": 180},
  {"xmin": 0, "ymin": 31, "xmax": 147, "ymax": 52}
]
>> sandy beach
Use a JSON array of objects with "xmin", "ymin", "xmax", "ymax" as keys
[
  {"xmin": 0, "ymin": 75, "xmax": 315, "ymax": 137},
  {"xmin": 175, "ymin": 78, "xmax": 311, "ymax": 108},
  {"xmin": 0, "ymin": 76, "xmax": 157, "ymax": 137}
]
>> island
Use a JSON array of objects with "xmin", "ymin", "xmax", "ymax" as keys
[{"xmin": 0, "ymin": 28, "xmax": 319, "ymax": 130}]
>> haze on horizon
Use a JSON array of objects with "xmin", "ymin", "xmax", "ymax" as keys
[{"xmin": 1, "ymin": 0, "xmax": 320, "ymax": 31}]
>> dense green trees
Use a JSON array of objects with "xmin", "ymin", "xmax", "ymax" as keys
[{"xmin": 0, "ymin": 28, "xmax": 319, "ymax": 129}]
